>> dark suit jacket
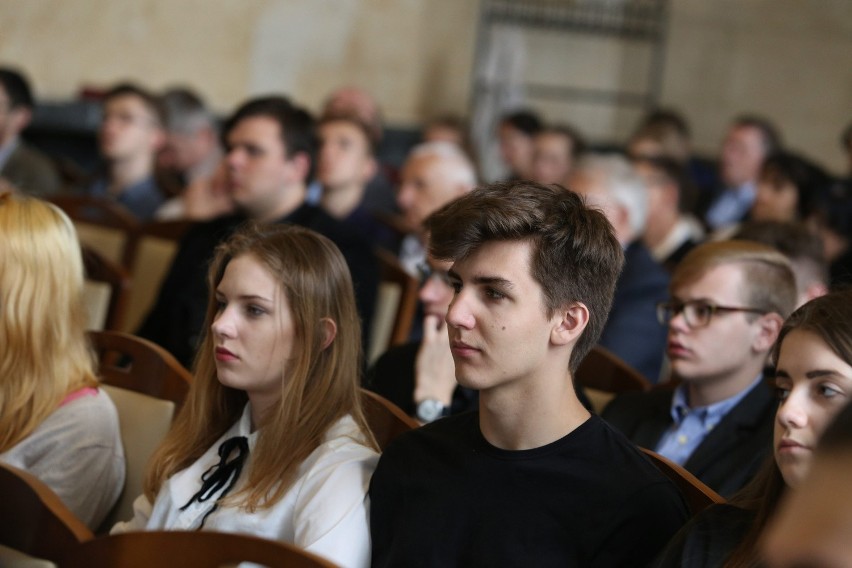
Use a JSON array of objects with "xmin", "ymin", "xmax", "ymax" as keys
[
  {"xmin": 602, "ymin": 379, "xmax": 776, "ymax": 498},
  {"xmin": 139, "ymin": 205, "xmax": 379, "ymax": 368},
  {"xmin": 0, "ymin": 141, "xmax": 61, "ymax": 196},
  {"xmin": 598, "ymin": 240, "xmax": 670, "ymax": 383}
]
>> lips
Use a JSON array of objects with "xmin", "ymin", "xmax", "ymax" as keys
[
  {"xmin": 450, "ymin": 339, "xmax": 480, "ymax": 357},
  {"xmin": 215, "ymin": 347, "xmax": 238, "ymax": 362},
  {"xmin": 778, "ymin": 438, "xmax": 809, "ymax": 453},
  {"xmin": 667, "ymin": 339, "xmax": 690, "ymax": 358}
]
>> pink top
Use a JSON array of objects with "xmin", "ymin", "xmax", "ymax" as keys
[{"xmin": 60, "ymin": 387, "xmax": 99, "ymax": 407}]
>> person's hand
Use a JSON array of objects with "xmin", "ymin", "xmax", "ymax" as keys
[{"xmin": 413, "ymin": 314, "xmax": 457, "ymax": 407}]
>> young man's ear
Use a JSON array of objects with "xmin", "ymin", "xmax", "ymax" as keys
[
  {"xmin": 320, "ymin": 318, "xmax": 338, "ymax": 350},
  {"xmin": 551, "ymin": 302, "xmax": 590, "ymax": 346},
  {"xmin": 752, "ymin": 312, "xmax": 784, "ymax": 353}
]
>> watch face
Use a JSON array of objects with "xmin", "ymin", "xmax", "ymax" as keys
[{"xmin": 417, "ymin": 399, "xmax": 445, "ymax": 422}]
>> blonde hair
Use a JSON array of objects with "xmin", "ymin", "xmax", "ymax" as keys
[
  {"xmin": 671, "ymin": 240, "xmax": 797, "ymax": 320},
  {"xmin": 0, "ymin": 192, "xmax": 98, "ymax": 452},
  {"xmin": 144, "ymin": 222, "xmax": 378, "ymax": 510}
]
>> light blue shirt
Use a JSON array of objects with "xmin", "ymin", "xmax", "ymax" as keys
[
  {"xmin": 705, "ymin": 182, "xmax": 756, "ymax": 230},
  {"xmin": 655, "ymin": 374, "xmax": 764, "ymax": 466}
]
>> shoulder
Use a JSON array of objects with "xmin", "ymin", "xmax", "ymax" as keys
[
  {"xmin": 378, "ymin": 412, "xmax": 476, "ymax": 465},
  {"xmin": 620, "ymin": 241, "xmax": 670, "ymax": 289}
]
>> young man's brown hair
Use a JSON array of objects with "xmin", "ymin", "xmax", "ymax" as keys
[{"xmin": 425, "ymin": 180, "xmax": 624, "ymax": 372}]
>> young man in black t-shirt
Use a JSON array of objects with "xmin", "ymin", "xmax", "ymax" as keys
[{"xmin": 369, "ymin": 181, "xmax": 689, "ymax": 567}]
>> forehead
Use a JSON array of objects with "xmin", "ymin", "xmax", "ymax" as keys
[
  {"xmin": 219, "ymin": 254, "xmax": 279, "ymax": 293},
  {"xmin": 453, "ymin": 239, "xmax": 535, "ymax": 283},
  {"xmin": 673, "ymin": 262, "xmax": 746, "ymax": 302},
  {"xmin": 227, "ymin": 116, "xmax": 285, "ymax": 148},
  {"xmin": 319, "ymin": 120, "xmax": 369, "ymax": 144},
  {"xmin": 104, "ymin": 94, "xmax": 152, "ymax": 116},
  {"xmin": 536, "ymin": 132, "xmax": 570, "ymax": 152}
]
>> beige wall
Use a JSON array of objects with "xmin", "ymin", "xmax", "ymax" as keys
[{"xmin": 1, "ymin": 0, "xmax": 849, "ymax": 171}]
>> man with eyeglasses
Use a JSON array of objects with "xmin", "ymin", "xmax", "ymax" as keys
[
  {"xmin": 603, "ymin": 240, "xmax": 797, "ymax": 497},
  {"xmin": 366, "ymin": 251, "xmax": 478, "ymax": 422},
  {"xmin": 83, "ymin": 83, "xmax": 166, "ymax": 220}
]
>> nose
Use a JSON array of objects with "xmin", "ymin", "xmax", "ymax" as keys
[
  {"xmin": 396, "ymin": 182, "xmax": 414, "ymax": 211},
  {"xmin": 211, "ymin": 307, "xmax": 236, "ymax": 340},
  {"xmin": 445, "ymin": 291, "xmax": 474, "ymax": 330},
  {"xmin": 668, "ymin": 307, "xmax": 690, "ymax": 333},
  {"xmin": 226, "ymin": 147, "xmax": 245, "ymax": 170},
  {"xmin": 777, "ymin": 388, "xmax": 808, "ymax": 431},
  {"xmin": 419, "ymin": 276, "xmax": 441, "ymax": 304}
]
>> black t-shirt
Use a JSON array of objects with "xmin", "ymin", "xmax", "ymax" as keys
[{"xmin": 370, "ymin": 412, "xmax": 689, "ymax": 567}]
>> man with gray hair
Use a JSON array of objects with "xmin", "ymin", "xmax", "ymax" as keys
[
  {"xmin": 396, "ymin": 141, "xmax": 478, "ymax": 275},
  {"xmin": 569, "ymin": 153, "xmax": 670, "ymax": 381}
]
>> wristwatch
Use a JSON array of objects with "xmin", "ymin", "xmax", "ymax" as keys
[{"xmin": 416, "ymin": 399, "xmax": 450, "ymax": 423}]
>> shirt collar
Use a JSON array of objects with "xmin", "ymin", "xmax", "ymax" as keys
[{"xmin": 669, "ymin": 374, "xmax": 764, "ymax": 427}]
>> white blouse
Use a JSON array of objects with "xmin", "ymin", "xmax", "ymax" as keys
[{"xmin": 113, "ymin": 404, "xmax": 379, "ymax": 568}]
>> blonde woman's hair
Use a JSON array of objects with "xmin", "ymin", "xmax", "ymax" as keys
[
  {"xmin": 0, "ymin": 192, "xmax": 98, "ymax": 452},
  {"xmin": 144, "ymin": 222, "xmax": 378, "ymax": 510}
]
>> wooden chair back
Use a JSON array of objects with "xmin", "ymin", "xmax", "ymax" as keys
[
  {"xmin": 97, "ymin": 385, "xmax": 176, "ymax": 533},
  {"xmin": 360, "ymin": 389, "xmax": 419, "ymax": 450},
  {"xmin": 0, "ymin": 463, "xmax": 92, "ymax": 563},
  {"xmin": 61, "ymin": 531, "xmax": 339, "ymax": 568},
  {"xmin": 121, "ymin": 220, "xmax": 194, "ymax": 333},
  {"xmin": 368, "ymin": 248, "xmax": 419, "ymax": 365},
  {"xmin": 575, "ymin": 346, "xmax": 652, "ymax": 413},
  {"xmin": 640, "ymin": 448, "xmax": 725, "ymax": 516},
  {"xmin": 81, "ymin": 245, "xmax": 131, "ymax": 331},
  {"xmin": 49, "ymin": 194, "xmax": 139, "ymax": 268},
  {"xmin": 88, "ymin": 330, "xmax": 191, "ymax": 410}
]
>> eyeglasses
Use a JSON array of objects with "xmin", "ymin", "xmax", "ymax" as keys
[
  {"xmin": 656, "ymin": 300, "xmax": 767, "ymax": 328},
  {"xmin": 416, "ymin": 262, "xmax": 452, "ymax": 287}
]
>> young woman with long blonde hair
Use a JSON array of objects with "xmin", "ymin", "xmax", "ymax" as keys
[{"xmin": 0, "ymin": 191, "xmax": 125, "ymax": 529}]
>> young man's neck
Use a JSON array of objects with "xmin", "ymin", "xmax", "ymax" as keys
[
  {"xmin": 107, "ymin": 154, "xmax": 154, "ymax": 195},
  {"xmin": 685, "ymin": 357, "xmax": 766, "ymax": 408},
  {"xmin": 252, "ymin": 183, "xmax": 308, "ymax": 223},
  {"xmin": 478, "ymin": 366, "xmax": 590, "ymax": 451},
  {"xmin": 320, "ymin": 181, "xmax": 366, "ymax": 220}
]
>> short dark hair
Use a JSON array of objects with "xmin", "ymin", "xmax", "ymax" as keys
[
  {"xmin": 222, "ymin": 96, "xmax": 316, "ymax": 164},
  {"xmin": 500, "ymin": 109, "xmax": 543, "ymax": 137},
  {"xmin": 425, "ymin": 181, "xmax": 624, "ymax": 373},
  {"xmin": 0, "ymin": 67, "xmax": 34, "ymax": 110},
  {"xmin": 318, "ymin": 112, "xmax": 377, "ymax": 156},
  {"xmin": 103, "ymin": 82, "xmax": 166, "ymax": 127},
  {"xmin": 734, "ymin": 221, "xmax": 828, "ymax": 295},
  {"xmin": 732, "ymin": 114, "xmax": 782, "ymax": 156},
  {"xmin": 540, "ymin": 124, "xmax": 587, "ymax": 158},
  {"xmin": 631, "ymin": 155, "xmax": 697, "ymax": 213},
  {"xmin": 638, "ymin": 108, "xmax": 691, "ymax": 139},
  {"xmin": 760, "ymin": 151, "xmax": 832, "ymax": 219}
]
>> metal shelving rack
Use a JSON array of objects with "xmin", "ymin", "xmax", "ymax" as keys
[{"xmin": 470, "ymin": 0, "xmax": 670, "ymax": 112}]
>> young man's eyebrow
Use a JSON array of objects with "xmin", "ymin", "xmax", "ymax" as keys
[{"xmin": 472, "ymin": 275, "xmax": 514, "ymax": 289}]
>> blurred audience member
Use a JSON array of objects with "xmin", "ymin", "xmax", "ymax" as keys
[
  {"xmin": 497, "ymin": 109, "xmax": 542, "ymax": 181},
  {"xmin": 632, "ymin": 155, "xmax": 704, "ymax": 272},
  {"xmin": 317, "ymin": 113, "xmax": 397, "ymax": 250},
  {"xmin": 810, "ymin": 179, "xmax": 852, "ymax": 288},
  {"xmin": 531, "ymin": 124, "xmax": 585, "ymax": 186},
  {"xmin": 85, "ymin": 83, "xmax": 166, "ymax": 220},
  {"xmin": 569, "ymin": 153, "xmax": 670, "ymax": 382},
  {"xmin": 701, "ymin": 115, "xmax": 781, "ymax": 231},
  {"xmin": 751, "ymin": 151, "xmax": 831, "ymax": 223},
  {"xmin": 734, "ymin": 220, "xmax": 828, "ymax": 308},
  {"xmin": 155, "ymin": 87, "xmax": 225, "ymax": 220},
  {"xmin": 0, "ymin": 192, "xmax": 124, "ymax": 530},
  {"xmin": 395, "ymin": 141, "xmax": 477, "ymax": 275},
  {"xmin": 0, "ymin": 67, "xmax": 61, "ymax": 196}
]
